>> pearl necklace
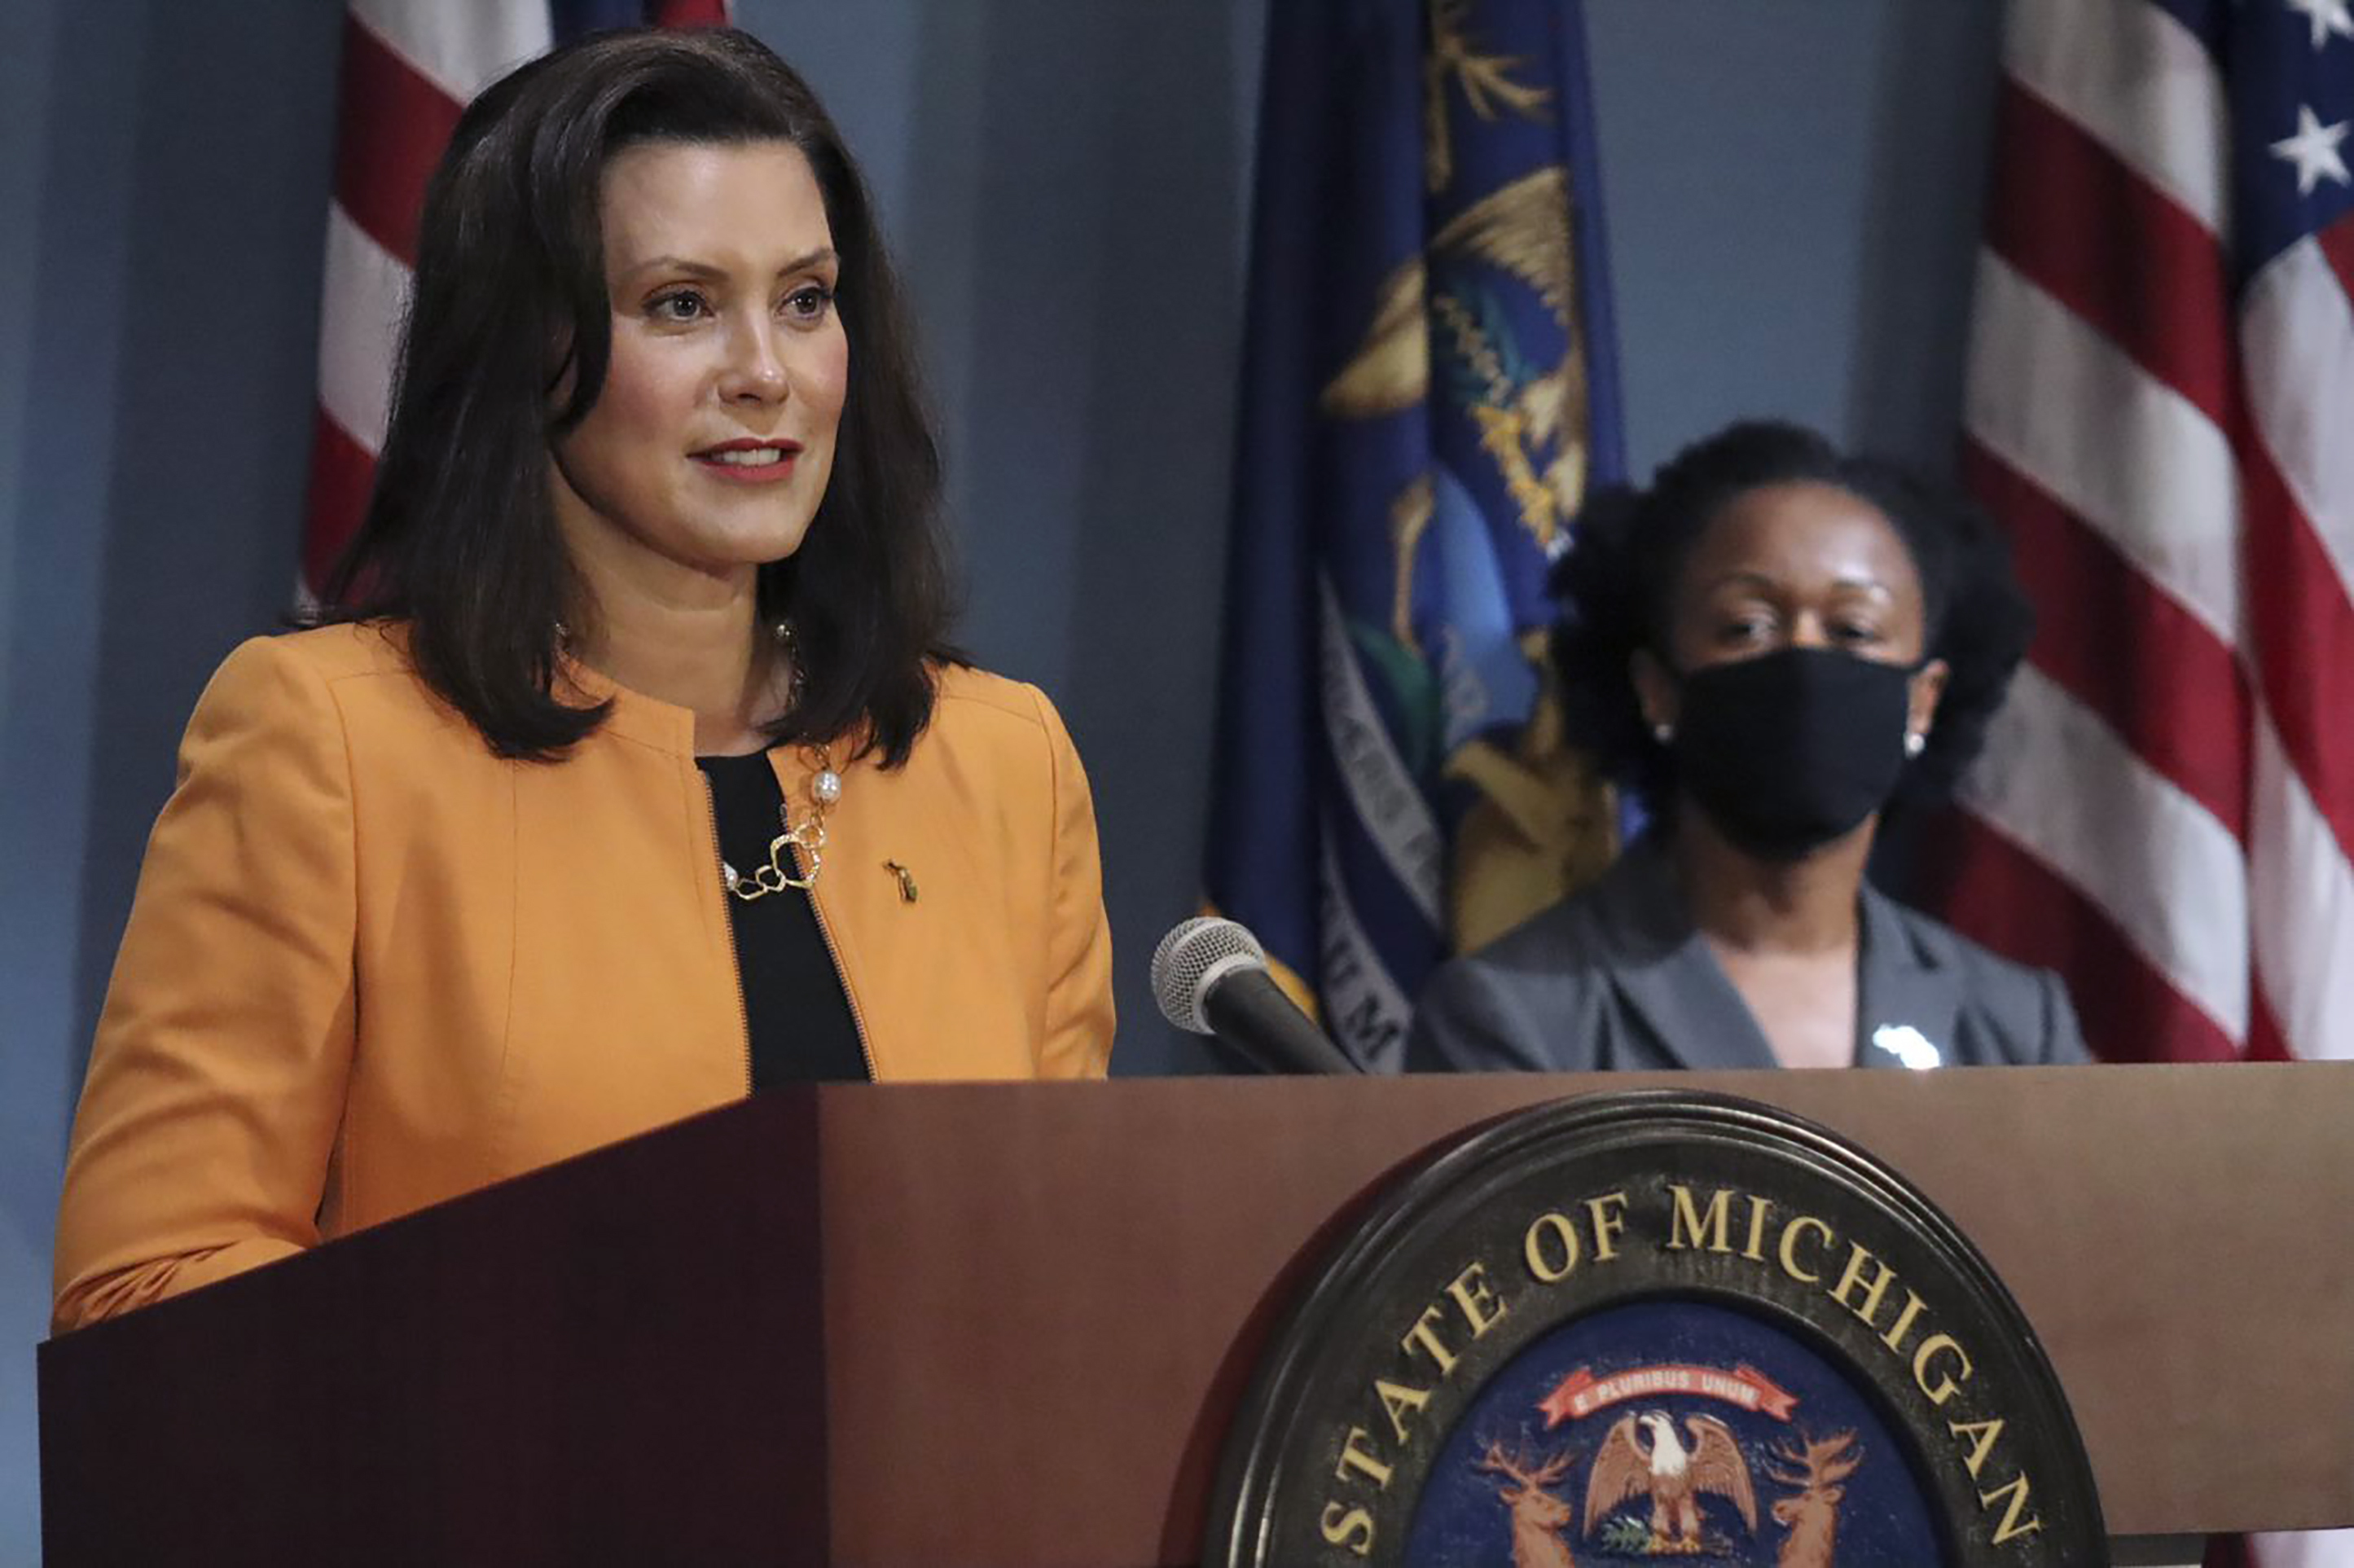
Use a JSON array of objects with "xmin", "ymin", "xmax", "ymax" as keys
[
  {"xmin": 539, "ymin": 612, "xmax": 840, "ymax": 897},
  {"xmin": 701, "ymin": 618, "xmax": 839, "ymax": 899},
  {"xmin": 721, "ymin": 749, "xmax": 843, "ymax": 899}
]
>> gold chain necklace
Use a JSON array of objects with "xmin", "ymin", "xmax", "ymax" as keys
[
  {"xmin": 547, "ymin": 613, "xmax": 840, "ymax": 899},
  {"xmin": 721, "ymin": 749, "xmax": 842, "ymax": 899},
  {"xmin": 717, "ymin": 620, "xmax": 839, "ymax": 899}
]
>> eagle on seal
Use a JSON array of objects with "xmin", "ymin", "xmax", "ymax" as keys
[{"xmin": 1583, "ymin": 1410, "xmax": 1758, "ymax": 1553}]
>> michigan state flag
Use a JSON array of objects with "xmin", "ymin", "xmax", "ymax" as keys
[{"xmin": 1206, "ymin": 0, "xmax": 1624, "ymax": 1069}]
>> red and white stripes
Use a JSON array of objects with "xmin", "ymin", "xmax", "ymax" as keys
[
  {"xmin": 301, "ymin": 1, "xmax": 728, "ymax": 597},
  {"xmin": 1953, "ymin": 0, "xmax": 2354, "ymax": 1087},
  {"xmin": 1959, "ymin": 14, "xmax": 2350, "ymax": 1554},
  {"xmin": 304, "ymin": 3, "xmax": 551, "ymax": 597}
]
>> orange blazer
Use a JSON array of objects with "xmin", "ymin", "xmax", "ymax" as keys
[{"xmin": 53, "ymin": 624, "xmax": 1114, "ymax": 1331}]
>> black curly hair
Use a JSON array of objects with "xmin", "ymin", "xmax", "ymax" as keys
[{"xmin": 1551, "ymin": 419, "xmax": 2034, "ymax": 816}]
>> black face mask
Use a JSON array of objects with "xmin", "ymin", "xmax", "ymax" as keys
[{"xmin": 1668, "ymin": 647, "xmax": 1917, "ymax": 859}]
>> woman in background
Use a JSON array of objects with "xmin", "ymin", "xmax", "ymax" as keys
[
  {"xmin": 1410, "ymin": 420, "xmax": 2084, "ymax": 1074},
  {"xmin": 55, "ymin": 28, "xmax": 1113, "ymax": 1331}
]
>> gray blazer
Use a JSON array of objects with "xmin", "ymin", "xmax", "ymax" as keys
[{"xmin": 1408, "ymin": 842, "xmax": 2088, "ymax": 1074}]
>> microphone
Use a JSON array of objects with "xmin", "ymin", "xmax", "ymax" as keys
[{"xmin": 1150, "ymin": 916, "xmax": 1362, "ymax": 1075}]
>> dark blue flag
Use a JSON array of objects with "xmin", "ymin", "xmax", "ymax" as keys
[{"xmin": 1206, "ymin": 0, "xmax": 1626, "ymax": 1068}]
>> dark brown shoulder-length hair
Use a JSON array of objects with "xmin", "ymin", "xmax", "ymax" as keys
[{"xmin": 316, "ymin": 26, "xmax": 959, "ymax": 765}]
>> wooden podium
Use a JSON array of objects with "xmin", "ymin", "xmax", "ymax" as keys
[{"xmin": 38, "ymin": 1065, "xmax": 2354, "ymax": 1565}]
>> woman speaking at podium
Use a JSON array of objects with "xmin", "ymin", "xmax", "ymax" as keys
[
  {"xmin": 1410, "ymin": 421, "xmax": 2085, "ymax": 1076},
  {"xmin": 53, "ymin": 29, "xmax": 1113, "ymax": 1331}
]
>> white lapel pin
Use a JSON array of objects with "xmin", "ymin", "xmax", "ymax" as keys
[{"xmin": 1871, "ymin": 1024, "xmax": 1943, "ymax": 1070}]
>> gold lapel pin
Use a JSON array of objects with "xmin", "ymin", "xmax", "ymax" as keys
[{"xmin": 884, "ymin": 860, "xmax": 919, "ymax": 903}]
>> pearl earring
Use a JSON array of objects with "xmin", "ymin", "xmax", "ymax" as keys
[
  {"xmin": 1905, "ymin": 731, "xmax": 1926, "ymax": 758},
  {"xmin": 1652, "ymin": 722, "xmax": 1674, "ymax": 744}
]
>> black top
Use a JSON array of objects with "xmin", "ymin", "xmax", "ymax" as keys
[{"xmin": 696, "ymin": 751, "xmax": 869, "ymax": 1087}]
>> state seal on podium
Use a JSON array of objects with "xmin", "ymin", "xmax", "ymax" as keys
[{"xmin": 1205, "ymin": 1090, "xmax": 2106, "ymax": 1566}]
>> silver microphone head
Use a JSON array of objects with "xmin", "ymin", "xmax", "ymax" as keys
[{"xmin": 1150, "ymin": 916, "xmax": 1269, "ymax": 1034}]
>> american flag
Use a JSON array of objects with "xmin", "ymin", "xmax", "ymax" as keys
[
  {"xmin": 1949, "ymin": 0, "xmax": 2350, "ymax": 1559},
  {"xmin": 303, "ymin": 0, "xmax": 729, "ymax": 599}
]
